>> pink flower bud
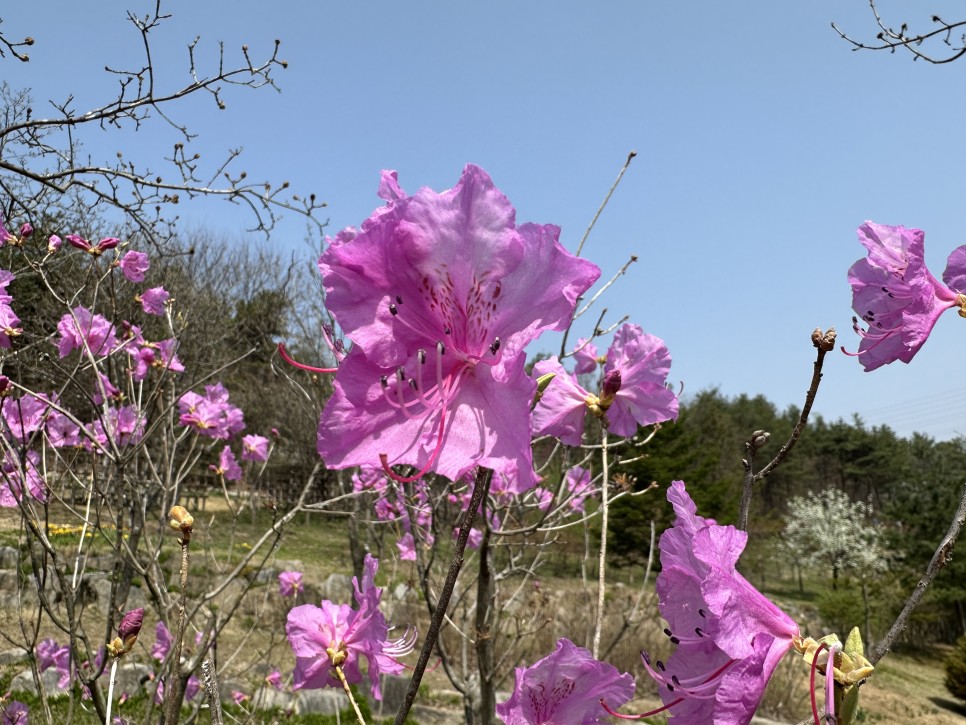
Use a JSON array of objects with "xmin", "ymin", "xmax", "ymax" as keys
[
  {"xmin": 47, "ymin": 234, "xmax": 62, "ymax": 253},
  {"xmin": 19, "ymin": 222, "xmax": 33, "ymax": 238}
]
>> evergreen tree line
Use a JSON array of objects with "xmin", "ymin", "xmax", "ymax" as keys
[{"xmin": 609, "ymin": 389, "xmax": 966, "ymax": 647}]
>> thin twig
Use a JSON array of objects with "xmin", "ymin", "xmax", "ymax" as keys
[
  {"xmin": 592, "ymin": 430, "xmax": 610, "ymax": 658},
  {"xmin": 738, "ymin": 328, "xmax": 834, "ymax": 531},
  {"xmin": 393, "ymin": 466, "xmax": 493, "ymax": 725},
  {"xmin": 201, "ymin": 658, "xmax": 224, "ymax": 725},
  {"xmin": 575, "ymin": 151, "xmax": 636, "ymax": 258}
]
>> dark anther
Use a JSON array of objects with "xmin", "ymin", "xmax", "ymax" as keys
[
  {"xmin": 417, "ymin": 349, "xmax": 427, "ymax": 364},
  {"xmin": 664, "ymin": 628, "xmax": 673, "ymax": 638},
  {"xmin": 380, "ymin": 376, "xmax": 389, "ymax": 388},
  {"xmin": 695, "ymin": 627, "xmax": 705, "ymax": 637},
  {"xmin": 409, "ymin": 379, "xmax": 417, "ymax": 390},
  {"xmin": 397, "ymin": 367, "xmax": 406, "ymax": 382},
  {"xmin": 672, "ymin": 675, "xmax": 681, "ymax": 686},
  {"xmin": 489, "ymin": 338, "xmax": 501, "ymax": 354},
  {"xmin": 389, "ymin": 303, "xmax": 398, "ymax": 316},
  {"xmin": 667, "ymin": 683, "xmax": 675, "ymax": 692},
  {"xmin": 641, "ymin": 651, "xmax": 651, "ymax": 665},
  {"xmin": 395, "ymin": 295, "xmax": 403, "ymax": 304},
  {"xmin": 437, "ymin": 341, "xmax": 446, "ymax": 355},
  {"xmin": 669, "ymin": 636, "xmax": 680, "ymax": 645},
  {"xmin": 656, "ymin": 661, "xmax": 666, "ymax": 672},
  {"xmin": 698, "ymin": 609, "xmax": 707, "ymax": 618},
  {"xmin": 443, "ymin": 326, "xmax": 451, "ymax": 336}
]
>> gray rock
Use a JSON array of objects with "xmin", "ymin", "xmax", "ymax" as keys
[
  {"xmin": 0, "ymin": 648, "xmax": 28, "ymax": 665},
  {"xmin": 368, "ymin": 674, "xmax": 410, "ymax": 717},
  {"xmin": 0, "ymin": 546, "xmax": 20, "ymax": 569},
  {"xmin": 320, "ymin": 573, "xmax": 353, "ymax": 603},
  {"xmin": 114, "ymin": 662, "xmax": 153, "ymax": 695},
  {"xmin": 292, "ymin": 687, "xmax": 345, "ymax": 715},
  {"xmin": 9, "ymin": 667, "xmax": 67, "ymax": 698},
  {"xmin": 251, "ymin": 685, "xmax": 294, "ymax": 712}
]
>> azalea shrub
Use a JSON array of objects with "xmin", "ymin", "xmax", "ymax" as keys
[{"xmin": 3, "ymin": 159, "xmax": 965, "ymax": 725}]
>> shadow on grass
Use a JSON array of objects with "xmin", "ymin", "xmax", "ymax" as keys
[{"xmin": 928, "ymin": 695, "xmax": 966, "ymax": 718}]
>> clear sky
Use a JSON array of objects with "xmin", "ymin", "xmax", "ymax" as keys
[{"xmin": 4, "ymin": 1, "xmax": 966, "ymax": 440}]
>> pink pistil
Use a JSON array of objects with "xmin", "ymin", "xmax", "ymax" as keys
[
  {"xmin": 810, "ymin": 642, "xmax": 829, "ymax": 725},
  {"xmin": 277, "ymin": 342, "xmax": 337, "ymax": 373}
]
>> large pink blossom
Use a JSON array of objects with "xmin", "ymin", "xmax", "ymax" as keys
[
  {"xmin": 316, "ymin": 165, "xmax": 600, "ymax": 489},
  {"xmin": 119, "ymin": 250, "xmax": 150, "ymax": 282},
  {"xmin": 286, "ymin": 554, "xmax": 415, "ymax": 700},
  {"xmin": 532, "ymin": 323, "xmax": 678, "ymax": 444},
  {"xmin": 56, "ymin": 306, "xmax": 117, "ymax": 358},
  {"xmin": 846, "ymin": 221, "xmax": 966, "ymax": 371},
  {"xmin": 496, "ymin": 638, "xmax": 634, "ymax": 724},
  {"xmin": 636, "ymin": 481, "xmax": 800, "ymax": 724}
]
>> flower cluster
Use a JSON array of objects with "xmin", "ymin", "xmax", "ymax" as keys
[
  {"xmin": 846, "ymin": 221, "xmax": 966, "ymax": 371},
  {"xmin": 178, "ymin": 383, "xmax": 245, "ymax": 439},
  {"xmin": 286, "ymin": 554, "xmax": 415, "ymax": 699},
  {"xmin": 532, "ymin": 323, "xmax": 678, "ymax": 444},
  {"xmin": 315, "ymin": 165, "xmax": 600, "ymax": 489}
]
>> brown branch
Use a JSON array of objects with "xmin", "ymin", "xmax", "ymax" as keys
[
  {"xmin": 737, "ymin": 327, "xmax": 835, "ymax": 531},
  {"xmin": 833, "ymin": 1, "xmax": 966, "ymax": 64}
]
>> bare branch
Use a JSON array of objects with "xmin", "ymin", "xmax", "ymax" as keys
[{"xmin": 833, "ymin": 1, "xmax": 966, "ymax": 64}]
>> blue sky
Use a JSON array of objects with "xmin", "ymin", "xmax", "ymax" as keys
[{"xmin": 5, "ymin": 1, "xmax": 966, "ymax": 440}]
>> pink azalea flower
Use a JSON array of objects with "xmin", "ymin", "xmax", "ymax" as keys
[
  {"xmin": 0, "ymin": 450, "xmax": 46, "ymax": 506},
  {"xmin": 241, "ymin": 434, "xmax": 269, "ymax": 462},
  {"xmin": 92, "ymin": 372, "xmax": 122, "ymax": 405},
  {"xmin": 56, "ymin": 306, "xmax": 117, "ymax": 358},
  {"xmin": 632, "ymin": 481, "xmax": 800, "ymax": 724},
  {"xmin": 119, "ymin": 250, "xmax": 150, "ymax": 282},
  {"xmin": 0, "ymin": 303, "xmax": 22, "ymax": 348},
  {"xmin": 151, "ymin": 621, "xmax": 171, "ymax": 660},
  {"xmin": 533, "ymin": 323, "xmax": 678, "ymax": 444},
  {"xmin": 177, "ymin": 383, "xmax": 245, "ymax": 439},
  {"xmin": 137, "ymin": 286, "xmax": 169, "ymax": 316},
  {"xmin": 185, "ymin": 675, "xmax": 201, "ymax": 702},
  {"xmin": 565, "ymin": 466, "xmax": 593, "ymax": 513},
  {"xmin": 265, "ymin": 669, "xmax": 283, "ymax": 689},
  {"xmin": 531, "ymin": 487, "xmax": 553, "ymax": 512},
  {"xmin": 571, "ymin": 337, "xmax": 600, "ymax": 375},
  {"xmin": 210, "ymin": 446, "xmax": 242, "ymax": 481},
  {"xmin": 286, "ymin": 554, "xmax": 415, "ymax": 700},
  {"xmin": 316, "ymin": 165, "xmax": 600, "ymax": 489},
  {"xmin": 65, "ymin": 234, "xmax": 119, "ymax": 256},
  {"xmin": 846, "ymin": 221, "xmax": 966, "ymax": 371},
  {"xmin": 37, "ymin": 638, "xmax": 71, "ymax": 689},
  {"xmin": 496, "ymin": 638, "xmax": 634, "ymax": 724},
  {"xmin": 396, "ymin": 531, "xmax": 416, "ymax": 561},
  {"xmin": 1, "ymin": 700, "xmax": 28, "ymax": 725},
  {"xmin": 231, "ymin": 690, "xmax": 249, "ymax": 705},
  {"xmin": 278, "ymin": 571, "xmax": 303, "ymax": 597},
  {"xmin": 2, "ymin": 393, "xmax": 50, "ymax": 442},
  {"xmin": 86, "ymin": 405, "xmax": 144, "ymax": 451},
  {"xmin": 46, "ymin": 410, "xmax": 81, "ymax": 448}
]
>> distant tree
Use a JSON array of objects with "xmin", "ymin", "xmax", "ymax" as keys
[{"xmin": 779, "ymin": 488, "xmax": 885, "ymax": 590}]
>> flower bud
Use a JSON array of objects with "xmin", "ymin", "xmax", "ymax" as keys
[
  {"xmin": 118, "ymin": 607, "xmax": 144, "ymax": 652},
  {"xmin": 600, "ymin": 370, "xmax": 622, "ymax": 400},
  {"xmin": 168, "ymin": 505, "xmax": 194, "ymax": 535},
  {"xmin": 811, "ymin": 327, "xmax": 837, "ymax": 352},
  {"xmin": 19, "ymin": 222, "xmax": 33, "ymax": 238},
  {"xmin": 47, "ymin": 234, "xmax": 62, "ymax": 253}
]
